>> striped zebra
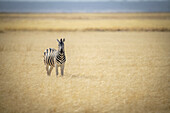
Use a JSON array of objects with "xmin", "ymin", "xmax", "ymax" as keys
[{"xmin": 44, "ymin": 38, "xmax": 66, "ymax": 76}]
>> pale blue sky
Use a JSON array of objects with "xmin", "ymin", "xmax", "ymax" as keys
[
  {"xmin": 0, "ymin": 0, "xmax": 169, "ymax": 12},
  {"xmin": 0, "ymin": 0, "xmax": 169, "ymax": 1}
]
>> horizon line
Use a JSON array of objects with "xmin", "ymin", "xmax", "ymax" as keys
[{"xmin": 0, "ymin": 0, "xmax": 169, "ymax": 2}]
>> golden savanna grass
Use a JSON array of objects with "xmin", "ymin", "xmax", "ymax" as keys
[
  {"xmin": 0, "ymin": 13, "xmax": 170, "ymax": 31},
  {"xmin": 0, "ymin": 13, "xmax": 170, "ymax": 113}
]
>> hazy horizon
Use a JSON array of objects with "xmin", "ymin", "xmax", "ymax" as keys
[
  {"xmin": 0, "ymin": 0, "xmax": 169, "ymax": 1},
  {"xmin": 0, "ymin": 0, "xmax": 170, "ymax": 13}
]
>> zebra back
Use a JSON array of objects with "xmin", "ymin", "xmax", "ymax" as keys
[{"xmin": 44, "ymin": 48, "xmax": 57, "ymax": 66}]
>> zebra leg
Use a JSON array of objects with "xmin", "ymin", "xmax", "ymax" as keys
[
  {"xmin": 48, "ymin": 66, "xmax": 53, "ymax": 76},
  {"xmin": 46, "ymin": 65, "xmax": 50, "ymax": 76},
  {"xmin": 55, "ymin": 64, "xmax": 58, "ymax": 76},
  {"xmin": 61, "ymin": 64, "xmax": 64, "ymax": 76}
]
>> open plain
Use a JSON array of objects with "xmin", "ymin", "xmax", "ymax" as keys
[{"xmin": 0, "ymin": 13, "xmax": 170, "ymax": 113}]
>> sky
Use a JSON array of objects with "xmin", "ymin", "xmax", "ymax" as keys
[
  {"xmin": 0, "ymin": 0, "xmax": 169, "ymax": 13},
  {"xmin": 0, "ymin": 0, "xmax": 169, "ymax": 1}
]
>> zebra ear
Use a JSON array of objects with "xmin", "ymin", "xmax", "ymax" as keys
[
  {"xmin": 57, "ymin": 39, "xmax": 60, "ymax": 43},
  {"xmin": 63, "ymin": 38, "xmax": 65, "ymax": 42}
]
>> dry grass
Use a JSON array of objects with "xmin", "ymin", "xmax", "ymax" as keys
[
  {"xmin": 0, "ymin": 13, "xmax": 170, "ymax": 31},
  {"xmin": 0, "ymin": 31, "xmax": 169, "ymax": 113}
]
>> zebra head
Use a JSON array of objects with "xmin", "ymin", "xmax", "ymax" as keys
[{"xmin": 57, "ymin": 38, "xmax": 65, "ymax": 54}]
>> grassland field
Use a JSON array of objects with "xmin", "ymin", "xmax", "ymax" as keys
[
  {"xmin": 0, "ymin": 13, "xmax": 170, "ymax": 113},
  {"xmin": 0, "ymin": 13, "xmax": 170, "ymax": 32}
]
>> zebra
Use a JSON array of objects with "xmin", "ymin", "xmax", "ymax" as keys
[{"xmin": 43, "ymin": 38, "xmax": 66, "ymax": 76}]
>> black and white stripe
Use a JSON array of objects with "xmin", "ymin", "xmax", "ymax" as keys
[
  {"xmin": 55, "ymin": 52, "xmax": 66, "ymax": 65},
  {"xmin": 44, "ymin": 48, "xmax": 57, "ymax": 67}
]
